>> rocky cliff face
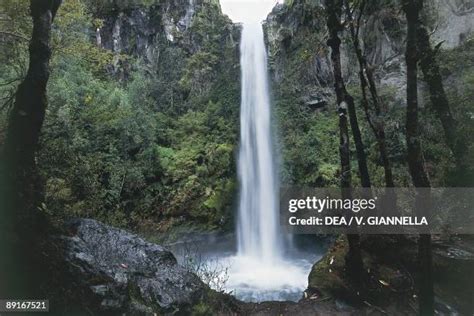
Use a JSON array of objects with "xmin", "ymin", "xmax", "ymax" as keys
[
  {"xmin": 263, "ymin": 1, "xmax": 339, "ymax": 187},
  {"xmin": 265, "ymin": 1, "xmax": 332, "ymax": 101},
  {"xmin": 90, "ymin": 0, "xmax": 240, "ymax": 88},
  {"xmin": 263, "ymin": 0, "xmax": 474, "ymax": 187},
  {"xmin": 264, "ymin": 0, "xmax": 474, "ymax": 107},
  {"xmin": 94, "ymin": 0, "xmax": 239, "ymax": 59},
  {"xmin": 430, "ymin": 0, "xmax": 474, "ymax": 48}
]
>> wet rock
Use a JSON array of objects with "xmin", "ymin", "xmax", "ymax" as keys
[{"xmin": 60, "ymin": 218, "xmax": 205, "ymax": 314}]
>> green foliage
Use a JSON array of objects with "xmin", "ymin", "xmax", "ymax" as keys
[
  {"xmin": 21, "ymin": 0, "xmax": 240, "ymax": 232},
  {"xmin": 276, "ymin": 101, "xmax": 340, "ymax": 187},
  {"xmin": 191, "ymin": 302, "xmax": 214, "ymax": 316},
  {"xmin": 267, "ymin": 4, "xmax": 340, "ymax": 188},
  {"xmin": 0, "ymin": 0, "xmax": 30, "ymax": 115},
  {"xmin": 268, "ymin": 0, "xmax": 474, "ymax": 191},
  {"xmin": 1, "ymin": 0, "xmax": 241, "ymax": 233},
  {"xmin": 52, "ymin": 0, "xmax": 117, "ymax": 73},
  {"xmin": 180, "ymin": 52, "xmax": 219, "ymax": 94},
  {"xmin": 39, "ymin": 52, "xmax": 238, "ymax": 229},
  {"xmin": 4, "ymin": 0, "xmax": 470, "ymax": 240}
]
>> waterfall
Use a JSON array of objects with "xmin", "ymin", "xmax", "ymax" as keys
[
  {"xmin": 193, "ymin": 7, "xmax": 321, "ymax": 303},
  {"xmin": 203, "ymin": 18, "xmax": 321, "ymax": 303},
  {"xmin": 237, "ymin": 22, "xmax": 283, "ymax": 263}
]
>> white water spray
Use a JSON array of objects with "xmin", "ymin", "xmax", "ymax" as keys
[{"xmin": 237, "ymin": 22, "xmax": 282, "ymax": 262}]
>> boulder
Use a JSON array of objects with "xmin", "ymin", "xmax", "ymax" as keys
[{"xmin": 60, "ymin": 218, "xmax": 205, "ymax": 314}]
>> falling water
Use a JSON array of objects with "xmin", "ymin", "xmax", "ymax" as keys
[
  {"xmin": 237, "ymin": 22, "xmax": 282, "ymax": 262},
  {"xmin": 191, "ymin": 20, "xmax": 322, "ymax": 303}
]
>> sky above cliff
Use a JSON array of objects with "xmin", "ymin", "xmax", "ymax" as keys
[{"xmin": 220, "ymin": 0, "xmax": 282, "ymax": 23}]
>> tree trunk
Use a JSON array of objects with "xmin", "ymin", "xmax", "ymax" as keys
[
  {"xmin": 325, "ymin": 0, "xmax": 365, "ymax": 289},
  {"xmin": 417, "ymin": 25, "xmax": 467, "ymax": 179},
  {"xmin": 0, "ymin": 0, "xmax": 61, "ymax": 297},
  {"xmin": 347, "ymin": 94, "xmax": 372, "ymax": 188},
  {"xmin": 402, "ymin": 0, "xmax": 434, "ymax": 314},
  {"xmin": 345, "ymin": 0, "xmax": 395, "ymax": 188},
  {"xmin": 326, "ymin": 0, "xmax": 371, "ymax": 189}
]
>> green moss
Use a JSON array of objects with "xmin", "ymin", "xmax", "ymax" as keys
[
  {"xmin": 308, "ymin": 236, "xmax": 351, "ymax": 298},
  {"xmin": 191, "ymin": 302, "xmax": 214, "ymax": 316}
]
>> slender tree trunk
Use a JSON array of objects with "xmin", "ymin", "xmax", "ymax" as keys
[
  {"xmin": 417, "ymin": 25, "xmax": 467, "ymax": 176},
  {"xmin": 347, "ymin": 94, "xmax": 372, "ymax": 188},
  {"xmin": 402, "ymin": 0, "xmax": 434, "ymax": 314},
  {"xmin": 326, "ymin": 0, "xmax": 371, "ymax": 189},
  {"xmin": 325, "ymin": 0, "xmax": 365, "ymax": 288},
  {"xmin": 3, "ymin": 0, "xmax": 60, "ymax": 218},
  {"xmin": 0, "ymin": 0, "xmax": 61, "ymax": 297},
  {"xmin": 345, "ymin": 0, "xmax": 395, "ymax": 188}
]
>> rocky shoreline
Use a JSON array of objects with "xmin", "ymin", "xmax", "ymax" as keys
[{"xmin": 42, "ymin": 218, "xmax": 473, "ymax": 315}]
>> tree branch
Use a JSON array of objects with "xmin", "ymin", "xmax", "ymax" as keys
[{"xmin": 0, "ymin": 31, "xmax": 29, "ymax": 41}]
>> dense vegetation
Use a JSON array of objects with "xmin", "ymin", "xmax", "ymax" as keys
[
  {"xmin": 2, "ymin": 0, "xmax": 472, "ymax": 236},
  {"xmin": 1, "ymin": 0, "xmax": 473, "ymax": 313},
  {"xmin": 264, "ymin": 0, "xmax": 474, "ymax": 313},
  {"xmin": 1, "ymin": 0, "xmax": 240, "ymax": 234},
  {"xmin": 266, "ymin": 0, "xmax": 474, "ymax": 190}
]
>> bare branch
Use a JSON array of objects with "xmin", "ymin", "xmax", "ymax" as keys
[
  {"xmin": 0, "ymin": 31, "xmax": 29, "ymax": 41},
  {"xmin": 0, "ymin": 77, "xmax": 22, "ymax": 87}
]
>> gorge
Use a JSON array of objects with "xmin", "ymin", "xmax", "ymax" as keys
[{"xmin": 1, "ymin": 0, "xmax": 474, "ymax": 314}]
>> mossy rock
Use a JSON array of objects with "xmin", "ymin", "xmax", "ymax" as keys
[
  {"xmin": 307, "ymin": 235, "xmax": 353, "ymax": 299},
  {"xmin": 308, "ymin": 235, "xmax": 412, "ymax": 305}
]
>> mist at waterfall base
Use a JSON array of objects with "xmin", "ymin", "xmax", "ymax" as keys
[
  {"xmin": 193, "ymin": 237, "xmax": 324, "ymax": 302},
  {"xmin": 181, "ymin": 22, "xmax": 322, "ymax": 303}
]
